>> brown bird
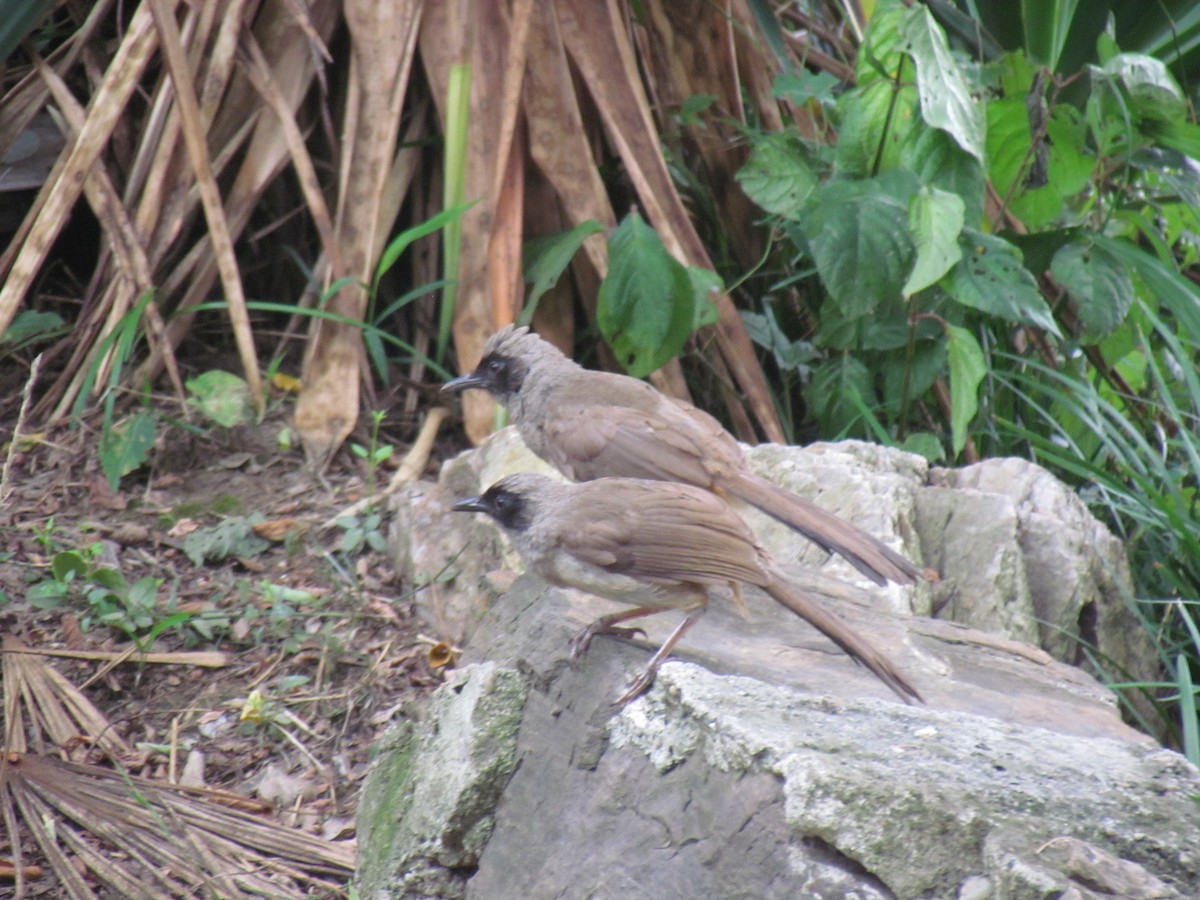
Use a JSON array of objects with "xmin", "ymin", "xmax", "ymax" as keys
[
  {"xmin": 444, "ymin": 325, "xmax": 923, "ymax": 586},
  {"xmin": 452, "ymin": 473, "xmax": 922, "ymax": 705}
]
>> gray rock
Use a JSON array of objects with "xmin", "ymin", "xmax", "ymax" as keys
[
  {"xmin": 926, "ymin": 458, "xmax": 1153, "ymax": 678},
  {"xmin": 356, "ymin": 663, "xmax": 527, "ymax": 899},
  {"xmin": 356, "ymin": 577, "xmax": 1199, "ymax": 899},
  {"xmin": 365, "ymin": 432, "xmax": 1191, "ymax": 898}
]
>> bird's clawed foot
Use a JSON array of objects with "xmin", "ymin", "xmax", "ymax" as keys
[
  {"xmin": 613, "ymin": 662, "xmax": 660, "ymax": 705},
  {"xmin": 568, "ymin": 620, "xmax": 647, "ymax": 659}
]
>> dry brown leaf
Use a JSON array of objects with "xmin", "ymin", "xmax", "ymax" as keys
[
  {"xmin": 295, "ymin": 0, "xmax": 425, "ymax": 467},
  {"xmin": 2, "ymin": 753, "xmax": 353, "ymax": 897},
  {"xmin": 252, "ymin": 518, "xmax": 307, "ymax": 541},
  {"xmin": 0, "ymin": 4, "xmax": 158, "ymax": 341},
  {"xmin": 2, "ymin": 636, "xmax": 133, "ymax": 759},
  {"xmin": 148, "ymin": 0, "xmax": 264, "ymax": 412}
]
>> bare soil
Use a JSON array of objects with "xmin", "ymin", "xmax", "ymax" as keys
[{"xmin": 1, "ymin": 392, "xmax": 464, "ymax": 895}]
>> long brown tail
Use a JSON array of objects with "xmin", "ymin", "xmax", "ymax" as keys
[
  {"xmin": 726, "ymin": 471, "xmax": 922, "ymax": 586},
  {"xmin": 764, "ymin": 573, "xmax": 923, "ymax": 704}
]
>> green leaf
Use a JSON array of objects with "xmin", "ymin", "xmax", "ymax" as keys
[
  {"xmin": 27, "ymin": 581, "xmax": 69, "ymax": 609},
  {"xmin": 857, "ymin": 2, "xmax": 910, "ymax": 86},
  {"xmin": 881, "ymin": 339, "xmax": 946, "ymax": 412},
  {"xmin": 99, "ymin": 411, "xmax": 157, "ymax": 490},
  {"xmin": 186, "ymin": 370, "xmax": 255, "ymax": 428},
  {"xmin": 0, "ymin": 0, "xmax": 56, "ymax": 68},
  {"xmin": 944, "ymin": 230, "xmax": 1061, "ymax": 336},
  {"xmin": 677, "ymin": 93, "xmax": 716, "ymax": 126},
  {"xmin": 51, "ymin": 551, "xmax": 89, "ymax": 583},
  {"xmin": 985, "ymin": 97, "xmax": 1034, "ymax": 203},
  {"xmin": 800, "ymin": 170, "xmax": 919, "ymax": 318},
  {"xmin": 597, "ymin": 213, "xmax": 695, "ymax": 377},
  {"xmin": 1018, "ymin": 0, "xmax": 1081, "ymax": 72},
  {"xmin": 742, "ymin": 306, "xmax": 815, "ymax": 371},
  {"xmin": 1050, "ymin": 240, "xmax": 1134, "ymax": 341},
  {"xmin": 899, "ymin": 126, "xmax": 985, "ymax": 226},
  {"xmin": 985, "ymin": 98, "xmax": 1080, "ymax": 231},
  {"xmin": 736, "ymin": 132, "xmax": 818, "ymax": 219},
  {"xmin": 834, "ymin": 79, "xmax": 917, "ymax": 176},
  {"xmin": 182, "ymin": 515, "xmax": 270, "ymax": 566},
  {"xmin": 520, "ymin": 221, "xmax": 605, "ymax": 325},
  {"xmin": 945, "ymin": 324, "xmax": 986, "ymax": 457},
  {"xmin": 904, "ymin": 186, "xmax": 965, "ymax": 295},
  {"xmin": 90, "ymin": 568, "xmax": 127, "ymax": 591},
  {"xmin": 1041, "ymin": 105, "xmax": 1093, "ymax": 197},
  {"xmin": 900, "ymin": 431, "xmax": 946, "ymax": 462},
  {"xmin": 375, "ymin": 200, "xmax": 478, "ymax": 286},
  {"xmin": 772, "ymin": 70, "xmax": 838, "ymax": 107},
  {"xmin": 809, "ymin": 355, "xmax": 874, "ymax": 437},
  {"xmin": 1178, "ymin": 652, "xmax": 1199, "ymax": 767},
  {"xmin": 901, "ymin": 5, "xmax": 986, "ymax": 162},
  {"xmin": 686, "ymin": 267, "xmax": 722, "ymax": 329},
  {"xmin": 1101, "ymin": 53, "xmax": 1187, "ymax": 127},
  {"xmin": 2, "ymin": 309, "xmax": 65, "ymax": 345}
]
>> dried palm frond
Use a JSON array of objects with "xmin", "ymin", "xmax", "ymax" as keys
[
  {"xmin": 1, "ymin": 637, "xmax": 352, "ymax": 898},
  {"xmin": 2, "ymin": 754, "xmax": 354, "ymax": 899}
]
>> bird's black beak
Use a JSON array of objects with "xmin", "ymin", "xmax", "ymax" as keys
[
  {"xmin": 451, "ymin": 494, "xmax": 489, "ymax": 514},
  {"xmin": 442, "ymin": 371, "xmax": 486, "ymax": 393}
]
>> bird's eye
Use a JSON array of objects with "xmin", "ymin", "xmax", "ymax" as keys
[{"xmin": 486, "ymin": 358, "xmax": 506, "ymax": 375}]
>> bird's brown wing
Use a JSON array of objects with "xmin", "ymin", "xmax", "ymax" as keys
[
  {"xmin": 541, "ymin": 374, "xmax": 742, "ymax": 486},
  {"xmin": 554, "ymin": 480, "xmax": 768, "ymax": 588}
]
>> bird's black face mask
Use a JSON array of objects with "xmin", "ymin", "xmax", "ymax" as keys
[
  {"xmin": 451, "ymin": 484, "xmax": 532, "ymax": 533},
  {"xmin": 442, "ymin": 353, "xmax": 527, "ymax": 401}
]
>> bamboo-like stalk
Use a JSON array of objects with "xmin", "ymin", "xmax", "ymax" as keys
[{"xmin": 148, "ymin": 0, "xmax": 263, "ymax": 412}]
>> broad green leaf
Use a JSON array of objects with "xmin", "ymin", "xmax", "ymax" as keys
[
  {"xmin": 809, "ymin": 354, "xmax": 875, "ymax": 438},
  {"xmin": 834, "ymin": 79, "xmax": 917, "ymax": 176},
  {"xmin": 742, "ymin": 306, "xmax": 816, "ymax": 371},
  {"xmin": 1095, "ymin": 235, "xmax": 1200, "ymax": 340},
  {"xmin": 1043, "ymin": 105, "xmax": 1093, "ymax": 197},
  {"xmin": 27, "ymin": 581, "xmax": 69, "ymax": 609},
  {"xmin": 902, "ymin": 5, "xmax": 986, "ymax": 162},
  {"xmin": 985, "ymin": 97, "xmax": 1033, "ymax": 201},
  {"xmin": 901, "ymin": 431, "xmax": 946, "ymax": 462},
  {"xmin": 772, "ymin": 70, "xmax": 838, "ymax": 108},
  {"xmin": 996, "ymin": 48, "xmax": 1038, "ymax": 97},
  {"xmin": 51, "ymin": 551, "xmax": 89, "ymax": 583},
  {"xmin": 881, "ymin": 339, "xmax": 947, "ymax": 412},
  {"xmin": 857, "ymin": 2, "xmax": 910, "ymax": 86},
  {"xmin": 597, "ymin": 213, "xmax": 695, "ymax": 377},
  {"xmin": 945, "ymin": 324, "xmax": 985, "ymax": 457},
  {"xmin": 1001, "ymin": 227, "xmax": 1084, "ymax": 275},
  {"xmin": 737, "ymin": 132, "xmax": 818, "ymax": 219},
  {"xmin": 685, "ymin": 267, "xmax": 722, "ymax": 329},
  {"xmin": 520, "ymin": 220, "xmax": 605, "ymax": 324},
  {"xmin": 186, "ymin": 370, "xmax": 255, "ymax": 428},
  {"xmin": 800, "ymin": 170, "xmax": 919, "ymax": 318},
  {"xmin": 986, "ymin": 98, "xmax": 1072, "ymax": 230},
  {"xmin": 904, "ymin": 186, "xmax": 965, "ymax": 295},
  {"xmin": 817, "ymin": 287, "xmax": 941, "ymax": 352},
  {"xmin": 1051, "ymin": 240, "xmax": 1134, "ymax": 341},
  {"xmin": 677, "ymin": 94, "xmax": 716, "ymax": 127},
  {"xmin": 90, "ymin": 568, "xmax": 126, "ymax": 591},
  {"xmin": 0, "ymin": 0, "xmax": 56, "ymax": 67},
  {"xmin": 945, "ymin": 230, "xmax": 1061, "ymax": 336},
  {"xmin": 100, "ymin": 411, "xmax": 157, "ymax": 489},
  {"xmin": 1019, "ymin": 0, "xmax": 1080, "ymax": 72},
  {"xmin": 182, "ymin": 515, "xmax": 270, "ymax": 566},
  {"xmin": 1102, "ymin": 53, "xmax": 1187, "ymax": 126},
  {"xmin": 2, "ymin": 309, "xmax": 64, "ymax": 344},
  {"xmin": 899, "ymin": 126, "xmax": 985, "ymax": 226}
]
